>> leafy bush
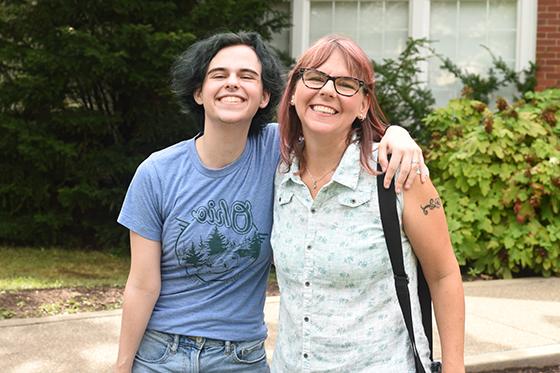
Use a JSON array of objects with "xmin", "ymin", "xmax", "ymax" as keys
[{"xmin": 424, "ymin": 89, "xmax": 560, "ymax": 278}]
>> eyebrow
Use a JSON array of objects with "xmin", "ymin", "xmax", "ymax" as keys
[{"xmin": 206, "ymin": 67, "xmax": 260, "ymax": 76}]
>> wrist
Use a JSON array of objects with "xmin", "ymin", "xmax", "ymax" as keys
[
  {"xmin": 385, "ymin": 124, "xmax": 410, "ymax": 136},
  {"xmin": 115, "ymin": 357, "xmax": 133, "ymax": 372}
]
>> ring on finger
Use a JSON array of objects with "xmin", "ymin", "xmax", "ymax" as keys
[
  {"xmin": 415, "ymin": 167, "xmax": 421, "ymax": 175},
  {"xmin": 411, "ymin": 160, "xmax": 419, "ymax": 164}
]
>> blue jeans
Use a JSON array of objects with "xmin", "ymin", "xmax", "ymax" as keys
[{"xmin": 132, "ymin": 329, "xmax": 270, "ymax": 373}]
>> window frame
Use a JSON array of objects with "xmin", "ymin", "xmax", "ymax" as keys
[{"xmin": 290, "ymin": 0, "xmax": 537, "ymax": 77}]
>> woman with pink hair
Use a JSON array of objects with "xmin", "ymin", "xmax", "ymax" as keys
[{"xmin": 271, "ymin": 35, "xmax": 465, "ymax": 373}]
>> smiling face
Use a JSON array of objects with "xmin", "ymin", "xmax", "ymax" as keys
[
  {"xmin": 194, "ymin": 45, "xmax": 270, "ymax": 130},
  {"xmin": 292, "ymin": 49, "xmax": 369, "ymax": 141}
]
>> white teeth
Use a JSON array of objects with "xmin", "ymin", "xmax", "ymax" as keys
[
  {"xmin": 220, "ymin": 96, "xmax": 243, "ymax": 103},
  {"xmin": 311, "ymin": 105, "xmax": 336, "ymax": 114}
]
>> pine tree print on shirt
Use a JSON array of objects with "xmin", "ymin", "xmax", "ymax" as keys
[{"xmin": 174, "ymin": 199, "xmax": 267, "ymax": 283}]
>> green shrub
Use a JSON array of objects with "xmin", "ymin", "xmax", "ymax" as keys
[{"xmin": 424, "ymin": 89, "xmax": 560, "ymax": 278}]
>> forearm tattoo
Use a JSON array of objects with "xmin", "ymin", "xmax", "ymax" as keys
[{"xmin": 420, "ymin": 197, "xmax": 441, "ymax": 216}]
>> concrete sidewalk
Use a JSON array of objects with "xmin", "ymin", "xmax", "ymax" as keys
[{"xmin": 1, "ymin": 278, "xmax": 559, "ymax": 372}]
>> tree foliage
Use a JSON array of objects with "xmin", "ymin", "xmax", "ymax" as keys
[
  {"xmin": 0, "ymin": 0, "xmax": 289, "ymax": 249},
  {"xmin": 424, "ymin": 89, "xmax": 560, "ymax": 278},
  {"xmin": 374, "ymin": 38, "xmax": 435, "ymax": 141}
]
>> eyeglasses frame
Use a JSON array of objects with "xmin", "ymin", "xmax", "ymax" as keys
[{"xmin": 298, "ymin": 68, "xmax": 366, "ymax": 97}]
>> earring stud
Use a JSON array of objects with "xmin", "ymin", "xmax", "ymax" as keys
[{"xmin": 290, "ymin": 95, "xmax": 295, "ymax": 106}]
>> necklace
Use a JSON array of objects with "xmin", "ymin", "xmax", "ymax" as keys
[{"xmin": 306, "ymin": 167, "xmax": 336, "ymax": 190}]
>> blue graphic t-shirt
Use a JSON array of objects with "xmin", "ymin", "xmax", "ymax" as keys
[{"xmin": 118, "ymin": 124, "xmax": 279, "ymax": 341}]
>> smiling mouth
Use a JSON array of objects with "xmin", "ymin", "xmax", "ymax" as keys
[
  {"xmin": 219, "ymin": 96, "xmax": 244, "ymax": 104},
  {"xmin": 311, "ymin": 105, "xmax": 337, "ymax": 115}
]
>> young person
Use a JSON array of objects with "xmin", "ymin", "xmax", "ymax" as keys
[
  {"xmin": 115, "ymin": 31, "xmax": 427, "ymax": 373},
  {"xmin": 271, "ymin": 34, "xmax": 465, "ymax": 372}
]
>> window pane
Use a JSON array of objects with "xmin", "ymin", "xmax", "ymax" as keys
[
  {"xmin": 489, "ymin": 0, "xmax": 516, "ymax": 29},
  {"xmin": 431, "ymin": 1, "xmax": 457, "ymax": 38},
  {"xmin": 360, "ymin": 1, "xmax": 383, "ymax": 33},
  {"xmin": 384, "ymin": 30, "xmax": 409, "ymax": 59},
  {"xmin": 269, "ymin": 1, "xmax": 291, "ymax": 55},
  {"xmin": 310, "ymin": 2, "xmax": 333, "ymax": 44},
  {"xmin": 309, "ymin": 0, "xmax": 408, "ymax": 61},
  {"xmin": 359, "ymin": 1, "xmax": 384, "ymax": 59},
  {"xmin": 429, "ymin": 0, "xmax": 517, "ymax": 106},
  {"xmin": 334, "ymin": 2, "xmax": 358, "ymax": 40}
]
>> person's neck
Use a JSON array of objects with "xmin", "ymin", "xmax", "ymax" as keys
[
  {"xmin": 303, "ymin": 134, "xmax": 348, "ymax": 176},
  {"xmin": 195, "ymin": 121, "xmax": 251, "ymax": 169}
]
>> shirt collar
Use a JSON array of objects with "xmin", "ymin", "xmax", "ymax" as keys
[
  {"xmin": 330, "ymin": 140, "xmax": 361, "ymax": 190},
  {"xmin": 279, "ymin": 159, "xmax": 302, "ymax": 186},
  {"xmin": 279, "ymin": 141, "xmax": 377, "ymax": 190}
]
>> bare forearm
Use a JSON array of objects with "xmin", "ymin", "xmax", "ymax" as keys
[
  {"xmin": 430, "ymin": 270, "xmax": 465, "ymax": 373},
  {"xmin": 115, "ymin": 284, "xmax": 160, "ymax": 372}
]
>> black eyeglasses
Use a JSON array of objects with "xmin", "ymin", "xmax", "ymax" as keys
[{"xmin": 299, "ymin": 68, "xmax": 365, "ymax": 97}]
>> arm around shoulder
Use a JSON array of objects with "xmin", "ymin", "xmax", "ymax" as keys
[
  {"xmin": 402, "ymin": 179, "xmax": 465, "ymax": 373},
  {"xmin": 378, "ymin": 125, "xmax": 427, "ymax": 192},
  {"xmin": 115, "ymin": 231, "xmax": 162, "ymax": 373}
]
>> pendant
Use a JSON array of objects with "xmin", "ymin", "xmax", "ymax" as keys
[{"xmin": 312, "ymin": 181, "xmax": 317, "ymax": 190}]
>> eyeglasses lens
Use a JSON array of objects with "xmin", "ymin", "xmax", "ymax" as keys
[{"xmin": 302, "ymin": 69, "xmax": 360, "ymax": 96}]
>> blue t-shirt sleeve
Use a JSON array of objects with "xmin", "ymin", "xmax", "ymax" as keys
[
  {"xmin": 117, "ymin": 157, "xmax": 163, "ymax": 241},
  {"xmin": 265, "ymin": 122, "xmax": 281, "ymax": 169}
]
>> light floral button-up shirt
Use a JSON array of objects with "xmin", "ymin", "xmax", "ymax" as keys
[{"xmin": 270, "ymin": 142, "xmax": 431, "ymax": 373}]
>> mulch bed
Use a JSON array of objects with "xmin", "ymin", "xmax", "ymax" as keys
[
  {"xmin": 0, "ymin": 287, "xmax": 124, "ymax": 319},
  {"xmin": 0, "ymin": 282, "xmax": 280, "ymax": 320}
]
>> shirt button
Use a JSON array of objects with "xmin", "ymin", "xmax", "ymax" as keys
[
  {"xmin": 310, "ymin": 208, "xmax": 316, "ymax": 214},
  {"xmin": 305, "ymin": 281, "xmax": 310, "ymax": 287},
  {"xmin": 304, "ymin": 316, "xmax": 309, "ymax": 322},
  {"xmin": 306, "ymin": 245, "xmax": 312, "ymax": 250},
  {"xmin": 351, "ymin": 198, "xmax": 356, "ymax": 203},
  {"xmin": 303, "ymin": 353, "xmax": 309, "ymax": 358}
]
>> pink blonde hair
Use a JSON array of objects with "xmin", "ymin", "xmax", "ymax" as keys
[{"xmin": 278, "ymin": 34, "xmax": 388, "ymax": 174}]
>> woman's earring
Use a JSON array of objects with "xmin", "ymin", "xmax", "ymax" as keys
[
  {"xmin": 290, "ymin": 95, "xmax": 295, "ymax": 106},
  {"xmin": 358, "ymin": 114, "xmax": 365, "ymax": 121}
]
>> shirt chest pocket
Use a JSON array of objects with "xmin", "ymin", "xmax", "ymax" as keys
[
  {"xmin": 337, "ymin": 192, "xmax": 370, "ymax": 208},
  {"xmin": 277, "ymin": 191, "xmax": 294, "ymax": 206},
  {"xmin": 334, "ymin": 189, "xmax": 381, "ymax": 226},
  {"xmin": 274, "ymin": 190, "xmax": 300, "ymax": 230}
]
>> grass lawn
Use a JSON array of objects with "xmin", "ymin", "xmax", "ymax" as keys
[
  {"xmin": 0, "ymin": 247, "xmax": 130, "ymax": 290},
  {"xmin": 0, "ymin": 246, "xmax": 278, "ymax": 319}
]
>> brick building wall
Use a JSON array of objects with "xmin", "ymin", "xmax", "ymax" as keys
[{"xmin": 536, "ymin": 0, "xmax": 560, "ymax": 90}]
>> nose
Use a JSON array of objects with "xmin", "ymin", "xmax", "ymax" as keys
[
  {"xmin": 319, "ymin": 79, "xmax": 336, "ymax": 97},
  {"xmin": 225, "ymin": 73, "xmax": 240, "ymax": 89}
]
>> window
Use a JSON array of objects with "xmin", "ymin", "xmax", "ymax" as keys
[
  {"xmin": 283, "ymin": 0, "xmax": 537, "ymax": 106},
  {"xmin": 309, "ymin": 0, "xmax": 409, "ymax": 61},
  {"xmin": 429, "ymin": 0, "xmax": 518, "ymax": 104}
]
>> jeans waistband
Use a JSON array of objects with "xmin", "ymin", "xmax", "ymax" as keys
[
  {"xmin": 147, "ymin": 329, "xmax": 241, "ymax": 353},
  {"xmin": 183, "ymin": 335, "xmax": 228, "ymax": 348}
]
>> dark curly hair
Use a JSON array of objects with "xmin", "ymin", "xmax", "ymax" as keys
[{"xmin": 171, "ymin": 31, "xmax": 284, "ymax": 136}]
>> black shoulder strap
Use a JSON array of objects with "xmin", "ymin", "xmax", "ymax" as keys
[{"xmin": 376, "ymin": 162, "xmax": 429, "ymax": 373}]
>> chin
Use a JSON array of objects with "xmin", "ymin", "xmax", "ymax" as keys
[{"xmin": 304, "ymin": 123, "xmax": 351, "ymax": 137}]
